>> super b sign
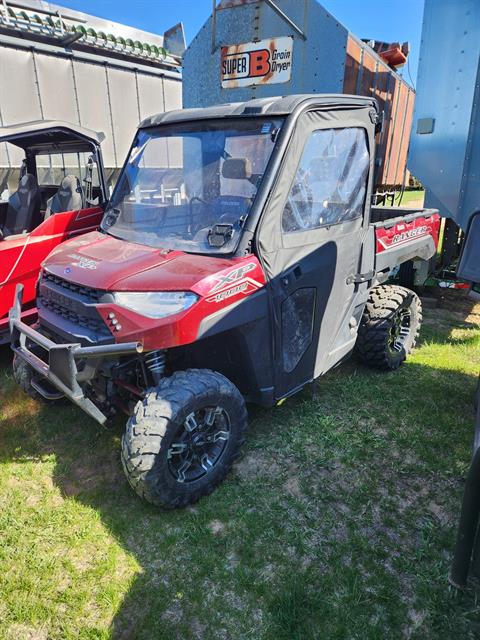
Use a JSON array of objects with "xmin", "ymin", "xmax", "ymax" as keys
[{"xmin": 221, "ymin": 37, "xmax": 293, "ymax": 88}]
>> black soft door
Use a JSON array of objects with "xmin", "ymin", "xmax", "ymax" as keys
[{"xmin": 257, "ymin": 109, "xmax": 375, "ymax": 399}]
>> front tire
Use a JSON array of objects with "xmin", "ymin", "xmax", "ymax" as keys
[
  {"xmin": 12, "ymin": 354, "xmax": 61, "ymax": 403},
  {"xmin": 355, "ymin": 284, "xmax": 422, "ymax": 371},
  {"xmin": 121, "ymin": 369, "xmax": 248, "ymax": 508}
]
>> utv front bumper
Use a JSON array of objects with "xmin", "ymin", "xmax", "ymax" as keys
[{"xmin": 9, "ymin": 285, "xmax": 143, "ymax": 425}]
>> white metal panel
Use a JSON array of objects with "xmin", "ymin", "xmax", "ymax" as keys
[
  {"xmin": 0, "ymin": 144, "xmax": 23, "ymax": 169},
  {"xmin": 0, "ymin": 47, "xmax": 42, "ymax": 124},
  {"xmin": 72, "ymin": 60, "xmax": 116, "ymax": 167},
  {"xmin": 141, "ymin": 76, "xmax": 181, "ymax": 168},
  {"xmin": 137, "ymin": 73, "xmax": 168, "ymax": 121},
  {"xmin": 0, "ymin": 41, "xmax": 182, "ymax": 175},
  {"xmin": 105, "ymin": 67, "xmax": 140, "ymax": 163},
  {"xmin": 35, "ymin": 53, "xmax": 79, "ymax": 123},
  {"xmin": 0, "ymin": 142, "xmax": 11, "ymax": 167},
  {"xmin": 163, "ymin": 78, "xmax": 183, "ymax": 167},
  {"xmin": 163, "ymin": 76, "xmax": 182, "ymax": 112}
]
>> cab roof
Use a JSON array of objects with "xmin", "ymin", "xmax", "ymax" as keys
[
  {"xmin": 139, "ymin": 94, "xmax": 378, "ymax": 129},
  {"xmin": 0, "ymin": 120, "xmax": 105, "ymax": 152}
]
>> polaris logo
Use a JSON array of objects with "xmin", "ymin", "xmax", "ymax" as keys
[{"xmin": 68, "ymin": 253, "xmax": 99, "ymax": 270}]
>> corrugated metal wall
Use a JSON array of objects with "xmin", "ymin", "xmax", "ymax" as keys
[{"xmin": 0, "ymin": 40, "xmax": 182, "ymax": 188}]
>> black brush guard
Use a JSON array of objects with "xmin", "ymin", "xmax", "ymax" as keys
[{"xmin": 9, "ymin": 284, "xmax": 143, "ymax": 425}]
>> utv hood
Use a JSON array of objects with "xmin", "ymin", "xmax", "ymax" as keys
[{"xmin": 43, "ymin": 231, "xmax": 237, "ymax": 292}]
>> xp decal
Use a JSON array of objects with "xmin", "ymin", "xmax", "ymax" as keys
[
  {"xmin": 206, "ymin": 280, "xmax": 261, "ymax": 303},
  {"xmin": 206, "ymin": 261, "xmax": 263, "ymax": 303},
  {"xmin": 209, "ymin": 262, "xmax": 256, "ymax": 293}
]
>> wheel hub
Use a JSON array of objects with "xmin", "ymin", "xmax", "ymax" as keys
[
  {"xmin": 191, "ymin": 433, "xmax": 206, "ymax": 448},
  {"xmin": 388, "ymin": 306, "xmax": 412, "ymax": 353},
  {"xmin": 167, "ymin": 406, "xmax": 230, "ymax": 483}
]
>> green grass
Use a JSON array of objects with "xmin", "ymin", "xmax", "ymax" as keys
[
  {"xmin": 398, "ymin": 189, "xmax": 425, "ymax": 207},
  {"xmin": 0, "ymin": 295, "xmax": 479, "ymax": 639},
  {"xmin": 377, "ymin": 189, "xmax": 425, "ymax": 208}
]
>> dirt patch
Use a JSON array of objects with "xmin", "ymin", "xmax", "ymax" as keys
[
  {"xmin": 162, "ymin": 598, "xmax": 184, "ymax": 625},
  {"xmin": 191, "ymin": 618, "xmax": 206, "ymax": 639},
  {"xmin": 403, "ymin": 608, "xmax": 427, "ymax": 638},
  {"xmin": 5, "ymin": 624, "xmax": 47, "ymax": 640},
  {"xmin": 61, "ymin": 452, "xmax": 122, "ymax": 497},
  {"xmin": 283, "ymin": 475, "xmax": 303, "ymax": 499},
  {"xmin": 427, "ymin": 288, "xmax": 480, "ymax": 324},
  {"xmin": 208, "ymin": 520, "xmax": 225, "ymax": 535},
  {"xmin": 233, "ymin": 449, "xmax": 282, "ymax": 481}
]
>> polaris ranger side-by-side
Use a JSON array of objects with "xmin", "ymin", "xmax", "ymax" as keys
[{"xmin": 10, "ymin": 95, "xmax": 440, "ymax": 507}]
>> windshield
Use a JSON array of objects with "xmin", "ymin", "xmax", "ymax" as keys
[{"xmin": 102, "ymin": 118, "xmax": 283, "ymax": 253}]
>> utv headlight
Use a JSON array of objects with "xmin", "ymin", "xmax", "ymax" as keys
[{"xmin": 113, "ymin": 291, "xmax": 198, "ymax": 319}]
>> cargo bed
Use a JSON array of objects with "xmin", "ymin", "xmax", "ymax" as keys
[{"xmin": 372, "ymin": 207, "xmax": 441, "ymax": 272}]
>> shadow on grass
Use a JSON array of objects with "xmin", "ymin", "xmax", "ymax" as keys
[
  {"xmin": 0, "ymin": 337, "xmax": 479, "ymax": 638},
  {"xmin": 422, "ymin": 288, "xmax": 480, "ymax": 323}
]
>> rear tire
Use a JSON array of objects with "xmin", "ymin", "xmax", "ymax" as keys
[
  {"xmin": 355, "ymin": 284, "xmax": 422, "ymax": 371},
  {"xmin": 121, "ymin": 369, "xmax": 248, "ymax": 508}
]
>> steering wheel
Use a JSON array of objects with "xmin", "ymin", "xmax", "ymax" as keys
[
  {"xmin": 187, "ymin": 195, "xmax": 210, "ymax": 237},
  {"xmin": 190, "ymin": 195, "xmax": 208, "ymax": 206},
  {"xmin": 286, "ymin": 179, "xmax": 314, "ymax": 230}
]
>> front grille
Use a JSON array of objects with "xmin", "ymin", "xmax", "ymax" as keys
[
  {"xmin": 38, "ymin": 271, "xmax": 111, "ymax": 340},
  {"xmin": 42, "ymin": 271, "xmax": 104, "ymax": 303},
  {"xmin": 39, "ymin": 296, "xmax": 110, "ymax": 335}
]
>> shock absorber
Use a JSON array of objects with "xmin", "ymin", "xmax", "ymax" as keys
[{"xmin": 145, "ymin": 350, "xmax": 166, "ymax": 385}]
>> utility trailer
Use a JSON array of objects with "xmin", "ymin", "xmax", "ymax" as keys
[
  {"xmin": 10, "ymin": 94, "xmax": 440, "ymax": 508},
  {"xmin": 408, "ymin": 0, "xmax": 480, "ymax": 587},
  {"xmin": 408, "ymin": 0, "xmax": 480, "ymax": 283},
  {"xmin": 410, "ymin": 0, "xmax": 480, "ymax": 587},
  {"xmin": 449, "ymin": 213, "xmax": 480, "ymax": 588}
]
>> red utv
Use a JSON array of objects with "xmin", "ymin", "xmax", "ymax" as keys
[
  {"xmin": 10, "ymin": 95, "xmax": 440, "ymax": 508},
  {"xmin": 0, "ymin": 121, "xmax": 106, "ymax": 342}
]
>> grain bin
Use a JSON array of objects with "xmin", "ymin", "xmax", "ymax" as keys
[{"xmin": 183, "ymin": 0, "xmax": 414, "ymax": 189}]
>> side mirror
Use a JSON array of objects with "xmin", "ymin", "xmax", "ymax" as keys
[
  {"xmin": 370, "ymin": 109, "xmax": 383, "ymax": 135},
  {"xmin": 222, "ymin": 158, "xmax": 252, "ymax": 180}
]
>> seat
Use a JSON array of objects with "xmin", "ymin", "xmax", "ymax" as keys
[
  {"xmin": 3, "ymin": 173, "xmax": 41, "ymax": 237},
  {"xmin": 45, "ymin": 175, "xmax": 84, "ymax": 218}
]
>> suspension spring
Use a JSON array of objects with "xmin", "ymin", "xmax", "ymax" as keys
[{"xmin": 145, "ymin": 350, "xmax": 166, "ymax": 385}]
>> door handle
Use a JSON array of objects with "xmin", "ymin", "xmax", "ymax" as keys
[
  {"xmin": 346, "ymin": 270, "xmax": 375, "ymax": 285},
  {"xmin": 282, "ymin": 265, "xmax": 302, "ymax": 287}
]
